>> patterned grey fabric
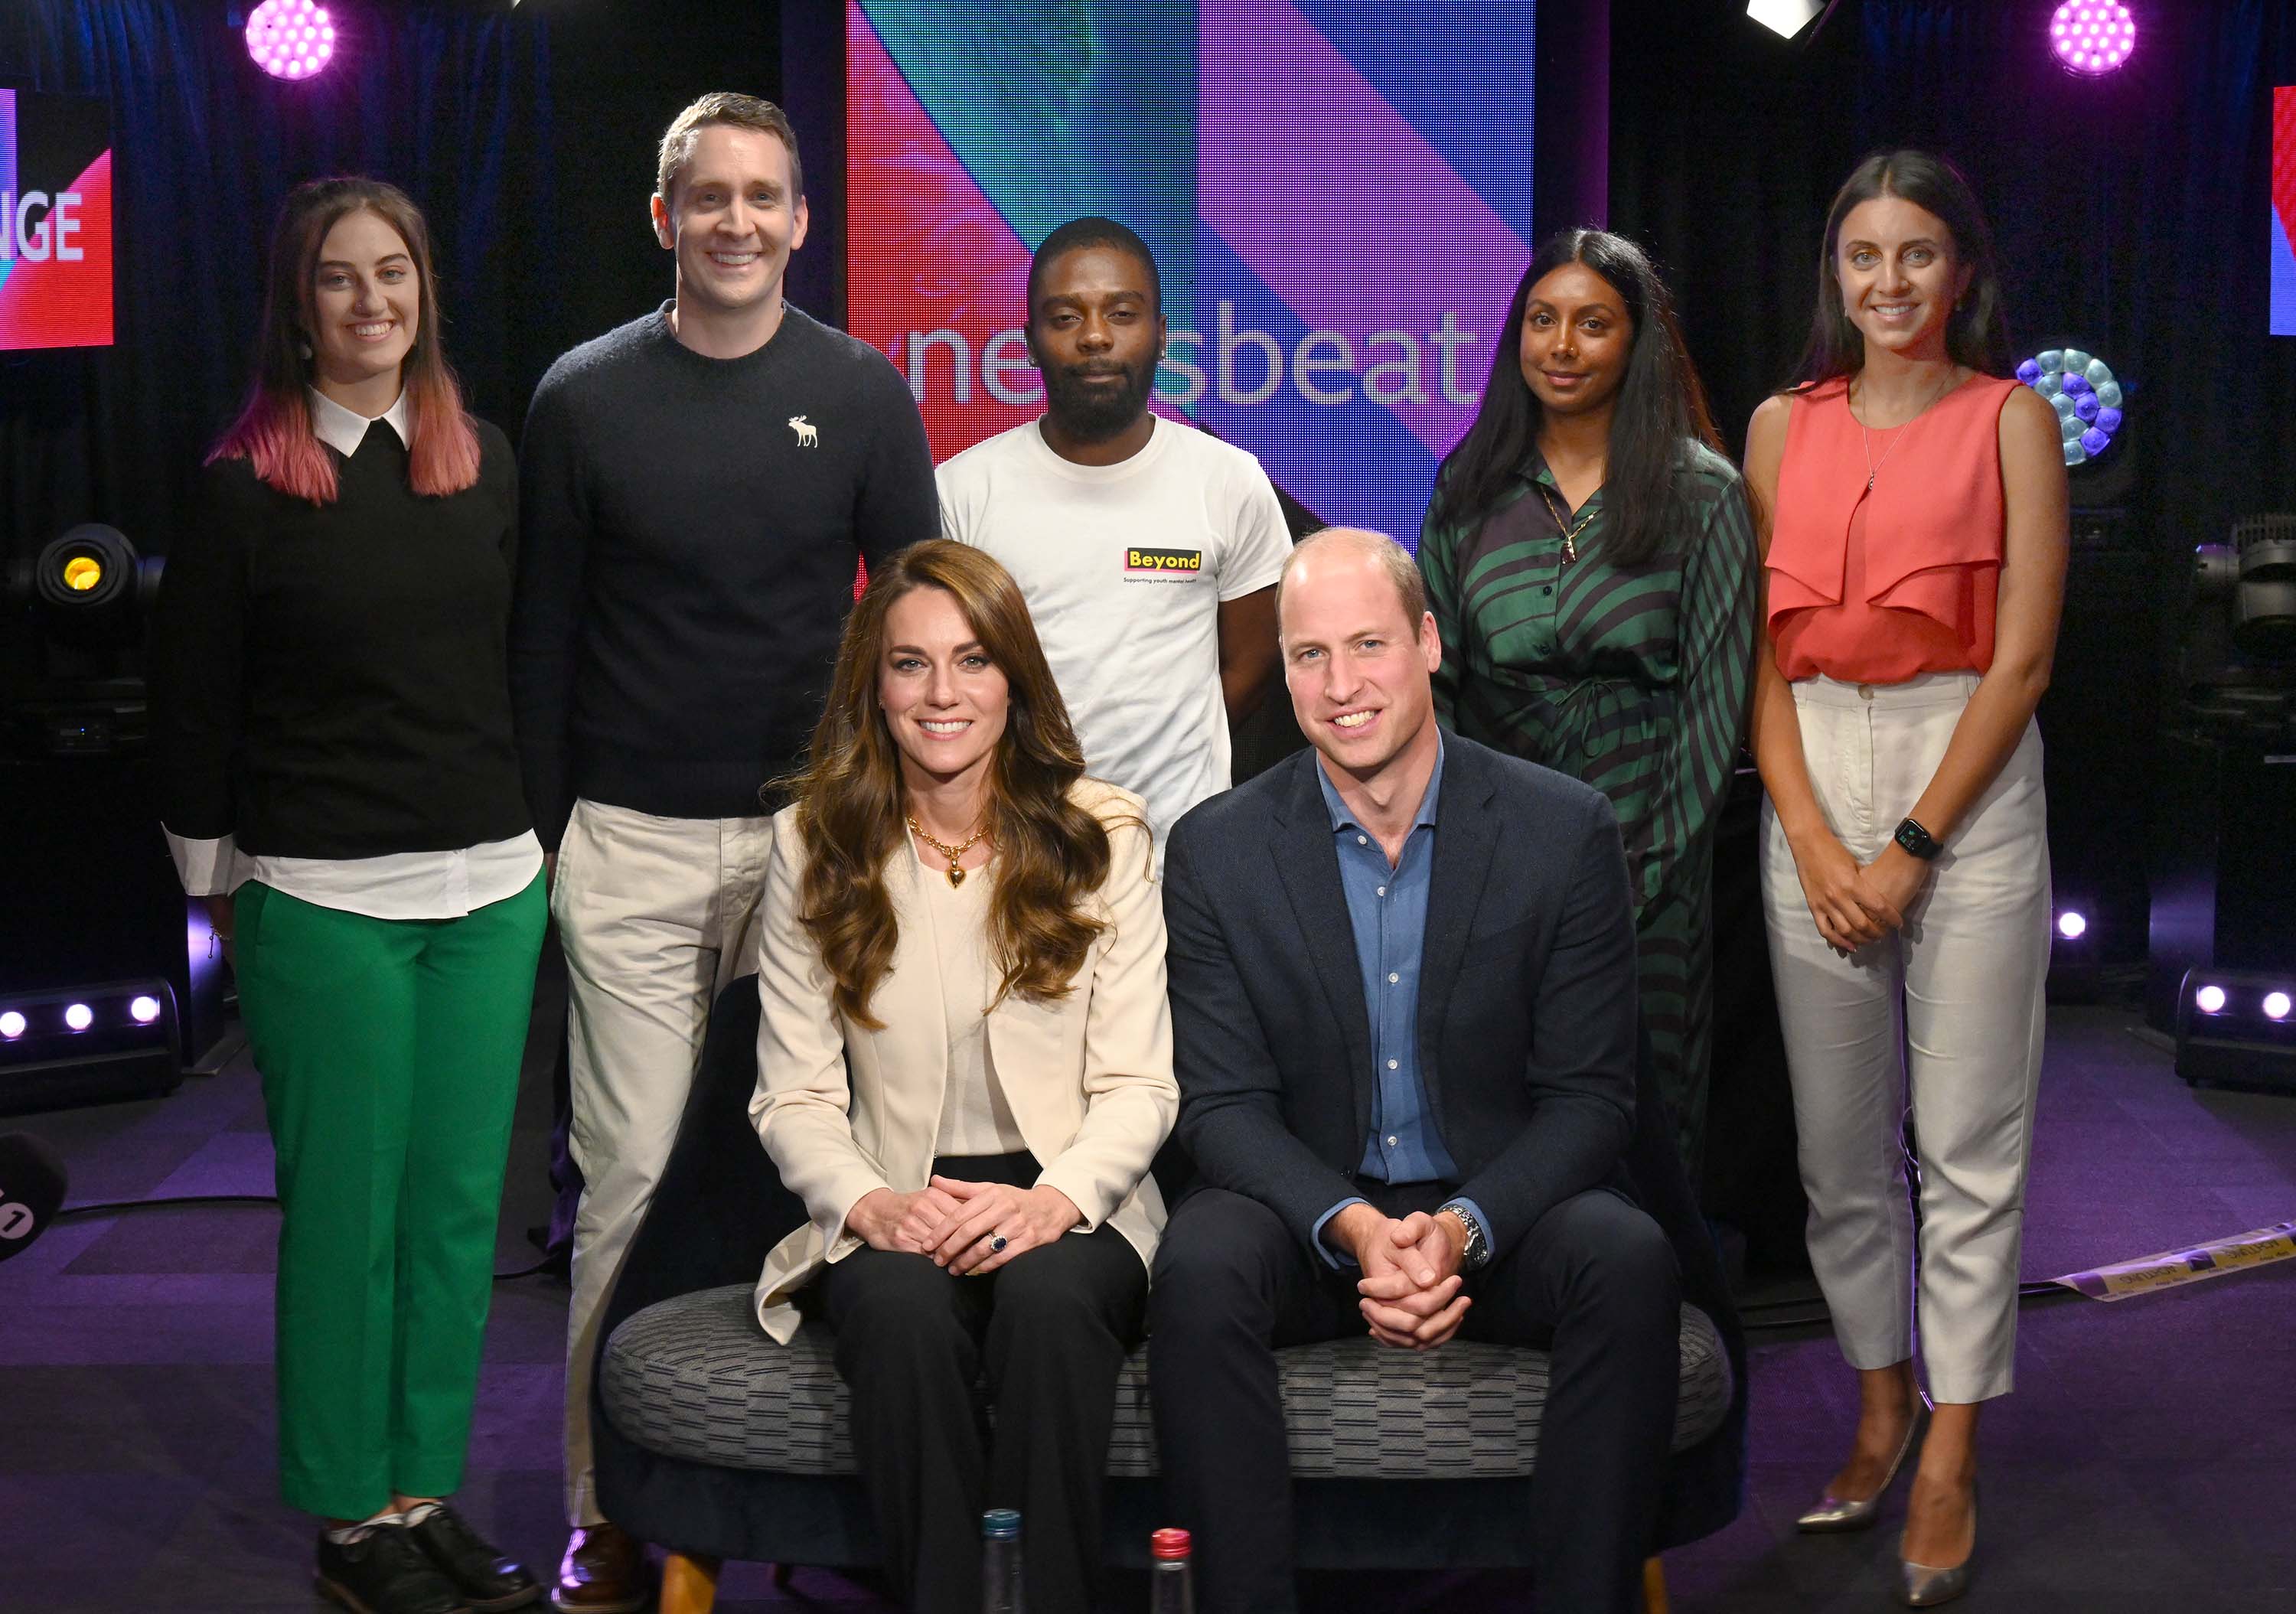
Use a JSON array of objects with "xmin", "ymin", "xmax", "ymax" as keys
[{"xmin": 603, "ymin": 1285, "xmax": 1733, "ymax": 1480}]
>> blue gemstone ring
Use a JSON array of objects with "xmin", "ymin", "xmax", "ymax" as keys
[{"xmin": 989, "ymin": 1234, "xmax": 1009, "ymax": 1254}]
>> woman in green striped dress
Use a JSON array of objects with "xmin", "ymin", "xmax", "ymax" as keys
[{"xmin": 1417, "ymin": 229, "xmax": 1758, "ymax": 1180}]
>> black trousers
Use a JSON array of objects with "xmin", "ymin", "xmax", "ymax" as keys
[
  {"xmin": 806, "ymin": 1152, "xmax": 1147, "ymax": 1614},
  {"xmin": 1146, "ymin": 1182, "xmax": 1681, "ymax": 1614}
]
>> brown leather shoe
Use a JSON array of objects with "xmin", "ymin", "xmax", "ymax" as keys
[{"xmin": 550, "ymin": 1523, "xmax": 649, "ymax": 1614}]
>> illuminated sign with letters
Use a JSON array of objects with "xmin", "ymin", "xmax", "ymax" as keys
[{"xmin": 0, "ymin": 90, "xmax": 114, "ymax": 351}]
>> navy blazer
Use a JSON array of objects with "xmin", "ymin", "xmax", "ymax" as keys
[{"xmin": 1163, "ymin": 732, "xmax": 1641, "ymax": 1260}]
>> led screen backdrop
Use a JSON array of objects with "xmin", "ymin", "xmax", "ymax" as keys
[
  {"xmin": 846, "ymin": 0, "xmax": 1538, "ymax": 546},
  {"xmin": 0, "ymin": 89, "xmax": 113, "ymax": 351},
  {"xmin": 2275, "ymin": 86, "xmax": 2296, "ymax": 336}
]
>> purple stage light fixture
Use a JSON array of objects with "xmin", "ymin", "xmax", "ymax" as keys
[
  {"xmin": 0, "ymin": 980, "xmax": 184, "ymax": 1108},
  {"xmin": 2047, "ymin": 902, "xmax": 2102, "ymax": 1004},
  {"xmin": 2022, "ymin": 348, "xmax": 2125, "ymax": 468},
  {"xmin": 2050, "ymin": 2, "xmax": 2136, "ymax": 77},
  {"xmin": 246, "ymin": 0, "xmax": 338, "ymax": 82},
  {"xmin": 2175, "ymin": 967, "xmax": 2296, "ymax": 1090}
]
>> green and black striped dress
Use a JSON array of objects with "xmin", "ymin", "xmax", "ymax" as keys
[{"xmin": 1418, "ymin": 444, "xmax": 1758, "ymax": 1177}]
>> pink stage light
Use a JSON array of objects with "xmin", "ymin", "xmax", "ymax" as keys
[
  {"xmin": 246, "ymin": 0, "xmax": 338, "ymax": 82},
  {"xmin": 2049, "ymin": 2, "xmax": 2136, "ymax": 77}
]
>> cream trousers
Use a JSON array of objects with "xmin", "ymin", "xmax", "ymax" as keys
[
  {"xmin": 1760, "ymin": 673, "xmax": 2050, "ymax": 1405},
  {"xmin": 553, "ymin": 798, "xmax": 775, "ymax": 1524}
]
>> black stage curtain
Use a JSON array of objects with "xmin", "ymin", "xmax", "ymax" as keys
[
  {"xmin": 1611, "ymin": 0, "xmax": 2296, "ymax": 544},
  {"xmin": 1612, "ymin": 0, "xmax": 2296, "ymax": 960},
  {"xmin": 0, "ymin": 0, "xmax": 781, "ymax": 572}
]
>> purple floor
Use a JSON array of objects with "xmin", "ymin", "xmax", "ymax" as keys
[{"xmin": 4, "ymin": 997, "xmax": 2292, "ymax": 1612}]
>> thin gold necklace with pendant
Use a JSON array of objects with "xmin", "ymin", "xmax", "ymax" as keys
[
  {"xmin": 1854, "ymin": 369, "xmax": 1955, "ymax": 494},
  {"xmin": 907, "ymin": 815, "xmax": 989, "ymax": 889},
  {"xmin": 1533, "ymin": 480, "xmax": 1597, "ymax": 565}
]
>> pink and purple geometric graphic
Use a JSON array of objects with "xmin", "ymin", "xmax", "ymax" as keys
[
  {"xmin": 846, "ymin": 1, "xmax": 1540, "ymax": 544},
  {"xmin": 2274, "ymin": 86, "xmax": 2296, "ymax": 336}
]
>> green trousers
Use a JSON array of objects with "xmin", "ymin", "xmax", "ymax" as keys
[{"xmin": 233, "ymin": 874, "xmax": 546, "ymax": 1519}]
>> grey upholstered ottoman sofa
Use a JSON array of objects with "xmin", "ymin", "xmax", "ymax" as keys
[
  {"xmin": 590, "ymin": 982, "xmax": 1746, "ymax": 1607},
  {"xmin": 605, "ymin": 1285, "xmax": 1733, "ymax": 1492}
]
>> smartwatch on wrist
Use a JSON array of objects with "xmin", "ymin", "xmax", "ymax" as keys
[
  {"xmin": 1893, "ymin": 816, "xmax": 1942, "ymax": 862},
  {"xmin": 1438, "ymin": 1201, "xmax": 1492, "ymax": 1272}
]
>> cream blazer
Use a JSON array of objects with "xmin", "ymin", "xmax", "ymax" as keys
[{"xmin": 749, "ymin": 779, "xmax": 1176, "ymax": 1342}]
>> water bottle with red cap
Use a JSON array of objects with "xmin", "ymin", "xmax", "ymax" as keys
[{"xmin": 1149, "ymin": 1526, "xmax": 1195, "ymax": 1613}]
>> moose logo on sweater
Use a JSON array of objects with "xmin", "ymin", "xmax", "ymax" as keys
[{"xmin": 788, "ymin": 414, "xmax": 818, "ymax": 447}]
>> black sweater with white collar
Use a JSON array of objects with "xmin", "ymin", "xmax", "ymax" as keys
[{"xmin": 150, "ymin": 421, "xmax": 530, "ymax": 858}]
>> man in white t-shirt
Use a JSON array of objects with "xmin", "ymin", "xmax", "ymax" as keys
[{"xmin": 937, "ymin": 217, "xmax": 1291, "ymax": 853}]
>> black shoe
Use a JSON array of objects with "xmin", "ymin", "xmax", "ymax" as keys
[
  {"xmin": 315, "ymin": 1524, "xmax": 471, "ymax": 1614},
  {"xmin": 406, "ymin": 1502, "xmax": 544, "ymax": 1610}
]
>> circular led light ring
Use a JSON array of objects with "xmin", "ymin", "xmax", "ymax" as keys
[
  {"xmin": 247, "ymin": 0, "xmax": 338, "ymax": 82},
  {"xmin": 2048, "ymin": 2, "xmax": 2136, "ymax": 77},
  {"xmin": 2016, "ymin": 348, "xmax": 2124, "ymax": 467}
]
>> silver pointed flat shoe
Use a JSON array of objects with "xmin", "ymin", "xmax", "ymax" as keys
[
  {"xmin": 1899, "ymin": 1488, "xmax": 1976, "ymax": 1607},
  {"xmin": 1795, "ymin": 1399, "xmax": 1929, "ymax": 1533}
]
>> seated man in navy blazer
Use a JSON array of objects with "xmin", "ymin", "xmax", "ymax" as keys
[{"xmin": 1150, "ymin": 527, "xmax": 1681, "ymax": 1614}]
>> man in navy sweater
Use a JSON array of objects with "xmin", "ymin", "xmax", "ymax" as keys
[{"xmin": 509, "ymin": 92, "xmax": 937, "ymax": 1612}]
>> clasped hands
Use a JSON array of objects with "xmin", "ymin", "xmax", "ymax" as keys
[
  {"xmin": 1792, "ymin": 833, "xmax": 1934, "ymax": 953},
  {"xmin": 1328, "ymin": 1202, "xmax": 1473, "ymax": 1352},
  {"xmin": 844, "ymin": 1177, "xmax": 1081, "ymax": 1277}
]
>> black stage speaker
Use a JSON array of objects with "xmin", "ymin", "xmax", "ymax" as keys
[
  {"xmin": 2144, "ymin": 730, "xmax": 2296, "ymax": 1039},
  {"xmin": 2038, "ymin": 517, "xmax": 2161, "ymax": 965}
]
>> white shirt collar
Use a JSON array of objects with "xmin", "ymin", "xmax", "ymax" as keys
[{"xmin": 307, "ymin": 387, "xmax": 411, "ymax": 457}]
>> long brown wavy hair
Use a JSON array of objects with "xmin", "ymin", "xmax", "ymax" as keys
[{"xmin": 787, "ymin": 540, "xmax": 1135, "ymax": 1029}]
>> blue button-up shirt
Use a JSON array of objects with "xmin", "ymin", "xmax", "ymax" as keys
[{"xmin": 1309, "ymin": 741, "xmax": 1489, "ymax": 1268}]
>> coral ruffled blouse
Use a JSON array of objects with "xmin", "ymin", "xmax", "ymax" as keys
[{"xmin": 1768, "ymin": 373, "xmax": 2020, "ymax": 683}]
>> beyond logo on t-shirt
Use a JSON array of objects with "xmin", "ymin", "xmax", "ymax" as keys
[{"xmin": 1124, "ymin": 546, "xmax": 1204, "ymax": 580}]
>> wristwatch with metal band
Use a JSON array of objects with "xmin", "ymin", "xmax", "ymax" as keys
[
  {"xmin": 1439, "ymin": 1200, "xmax": 1492, "ymax": 1272},
  {"xmin": 1893, "ymin": 816, "xmax": 1942, "ymax": 862}
]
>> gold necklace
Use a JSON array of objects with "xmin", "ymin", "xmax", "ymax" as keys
[
  {"xmin": 1532, "ymin": 479, "xmax": 1596, "ymax": 565},
  {"xmin": 906, "ymin": 815, "xmax": 989, "ymax": 889},
  {"xmin": 1853, "ymin": 370, "xmax": 1956, "ymax": 494}
]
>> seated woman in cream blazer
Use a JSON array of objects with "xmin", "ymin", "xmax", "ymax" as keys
[{"xmin": 748, "ymin": 539, "xmax": 1176, "ymax": 1614}]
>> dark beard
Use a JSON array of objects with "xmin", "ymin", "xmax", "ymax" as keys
[{"xmin": 1042, "ymin": 355, "xmax": 1158, "ymax": 441}]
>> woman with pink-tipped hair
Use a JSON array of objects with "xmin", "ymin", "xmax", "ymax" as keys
[{"xmin": 150, "ymin": 177, "xmax": 544, "ymax": 1614}]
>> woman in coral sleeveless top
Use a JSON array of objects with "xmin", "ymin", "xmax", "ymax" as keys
[{"xmin": 1743, "ymin": 151, "xmax": 2066, "ymax": 1608}]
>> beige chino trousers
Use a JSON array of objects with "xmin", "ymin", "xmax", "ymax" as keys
[
  {"xmin": 1760, "ymin": 672, "xmax": 2050, "ymax": 1405},
  {"xmin": 553, "ymin": 797, "xmax": 774, "ymax": 1524}
]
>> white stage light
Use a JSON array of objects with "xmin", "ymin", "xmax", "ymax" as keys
[{"xmin": 1748, "ymin": 0, "xmax": 1828, "ymax": 39}]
